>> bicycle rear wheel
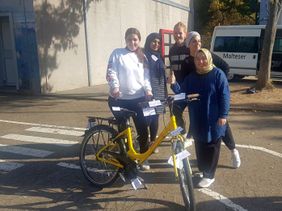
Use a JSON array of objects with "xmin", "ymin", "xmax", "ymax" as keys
[
  {"xmin": 176, "ymin": 142, "xmax": 196, "ymax": 211},
  {"xmin": 79, "ymin": 125, "xmax": 120, "ymax": 188}
]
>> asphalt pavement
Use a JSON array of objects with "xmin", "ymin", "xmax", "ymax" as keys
[{"xmin": 0, "ymin": 83, "xmax": 281, "ymax": 210}]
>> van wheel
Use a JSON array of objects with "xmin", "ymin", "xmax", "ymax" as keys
[
  {"xmin": 227, "ymin": 73, "xmax": 235, "ymax": 81},
  {"xmin": 228, "ymin": 74, "xmax": 244, "ymax": 81}
]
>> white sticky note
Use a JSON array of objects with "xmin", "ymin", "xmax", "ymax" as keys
[
  {"xmin": 170, "ymin": 127, "xmax": 183, "ymax": 136},
  {"xmin": 112, "ymin": 106, "xmax": 121, "ymax": 111},
  {"xmin": 167, "ymin": 150, "xmax": 191, "ymax": 169},
  {"xmin": 143, "ymin": 107, "xmax": 156, "ymax": 116},
  {"xmin": 148, "ymin": 100, "xmax": 162, "ymax": 107},
  {"xmin": 174, "ymin": 93, "xmax": 186, "ymax": 101}
]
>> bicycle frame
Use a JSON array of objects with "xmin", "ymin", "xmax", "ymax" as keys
[
  {"xmin": 96, "ymin": 113, "xmax": 182, "ymax": 167},
  {"xmin": 95, "ymin": 94, "xmax": 200, "ymax": 171}
]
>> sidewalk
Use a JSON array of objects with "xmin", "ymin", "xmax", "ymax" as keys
[
  {"xmin": 52, "ymin": 83, "xmax": 282, "ymax": 113},
  {"xmin": 50, "ymin": 84, "xmax": 109, "ymax": 101},
  {"xmin": 1, "ymin": 82, "xmax": 281, "ymax": 113}
]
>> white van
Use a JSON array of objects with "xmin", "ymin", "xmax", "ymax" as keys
[{"xmin": 210, "ymin": 25, "xmax": 282, "ymax": 80}]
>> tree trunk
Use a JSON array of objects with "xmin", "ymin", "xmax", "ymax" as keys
[{"xmin": 256, "ymin": 0, "xmax": 282, "ymax": 90}]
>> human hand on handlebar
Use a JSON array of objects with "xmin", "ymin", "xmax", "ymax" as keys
[
  {"xmin": 145, "ymin": 90, "xmax": 153, "ymax": 101},
  {"xmin": 217, "ymin": 118, "xmax": 227, "ymax": 126},
  {"xmin": 111, "ymin": 87, "xmax": 120, "ymax": 98},
  {"xmin": 167, "ymin": 72, "xmax": 176, "ymax": 84}
]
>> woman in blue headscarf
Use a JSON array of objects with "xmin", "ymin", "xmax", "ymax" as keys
[{"xmin": 144, "ymin": 33, "xmax": 167, "ymax": 156}]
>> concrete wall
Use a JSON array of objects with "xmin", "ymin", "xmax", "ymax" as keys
[
  {"xmin": 34, "ymin": 0, "xmax": 189, "ymax": 93},
  {"xmin": 34, "ymin": 0, "xmax": 89, "ymax": 93}
]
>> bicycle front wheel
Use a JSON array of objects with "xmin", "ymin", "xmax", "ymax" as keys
[
  {"xmin": 79, "ymin": 125, "xmax": 120, "ymax": 188},
  {"xmin": 176, "ymin": 142, "xmax": 196, "ymax": 211}
]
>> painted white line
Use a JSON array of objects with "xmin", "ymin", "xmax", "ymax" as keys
[
  {"xmin": 57, "ymin": 162, "xmax": 113, "ymax": 173},
  {"xmin": 0, "ymin": 119, "xmax": 85, "ymax": 131},
  {"xmin": 198, "ymin": 188, "xmax": 248, "ymax": 211},
  {"xmin": 57, "ymin": 162, "xmax": 81, "ymax": 170},
  {"xmin": 1, "ymin": 134, "xmax": 78, "ymax": 147},
  {"xmin": 0, "ymin": 159, "xmax": 24, "ymax": 172},
  {"xmin": 26, "ymin": 127, "xmax": 84, "ymax": 137},
  {"xmin": 236, "ymin": 144, "xmax": 282, "ymax": 158},
  {"xmin": 0, "ymin": 144, "xmax": 53, "ymax": 158}
]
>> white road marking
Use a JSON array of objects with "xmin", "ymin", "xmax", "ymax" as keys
[
  {"xmin": 57, "ymin": 162, "xmax": 116, "ymax": 173},
  {"xmin": 198, "ymin": 188, "xmax": 248, "ymax": 211},
  {"xmin": 0, "ymin": 159, "xmax": 24, "ymax": 172},
  {"xmin": 1, "ymin": 134, "xmax": 78, "ymax": 146},
  {"xmin": 0, "ymin": 119, "xmax": 85, "ymax": 131},
  {"xmin": 57, "ymin": 162, "xmax": 81, "ymax": 170},
  {"xmin": 236, "ymin": 144, "xmax": 282, "ymax": 158},
  {"xmin": 0, "ymin": 144, "xmax": 53, "ymax": 158},
  {"xmin": 26, "ymin": 127, "xmax": 84, "ymax": 137}
]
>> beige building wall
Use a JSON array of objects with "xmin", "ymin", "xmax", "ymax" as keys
[{"xmin": 34, "ymin": 0, "xmax": 190, "ymax": 93}]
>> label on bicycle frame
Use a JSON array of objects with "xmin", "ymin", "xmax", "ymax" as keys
[
  {"xmin": 143, "ymin": 107, "xmax": 156, "ymax": 116},
  {"xmin": 112, "ymin": 106, "xmax": 121, "ymax": 111},
  {"xmin": 168, "ymin": 150, "xmax": 191, "ymax": 169},
  {"xmin": 170, "ymin": 127, "xmax": 183, "ymax": 136},
  {"xmin": 148, "ymin": 100, "xmax": 162, "ymax": 107},
  {"xmin": 174, "ymin": 93, "xmax": 186, "ymax": 101}
]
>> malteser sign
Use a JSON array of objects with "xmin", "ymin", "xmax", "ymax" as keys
[{"xmin": 223, "ymin": 53, "xmax": 246, "ymax": 60}]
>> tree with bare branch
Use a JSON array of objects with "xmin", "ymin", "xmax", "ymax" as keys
[{"xmin": 256, "ymin": 0, "xmax": 282, "ymax": 90}]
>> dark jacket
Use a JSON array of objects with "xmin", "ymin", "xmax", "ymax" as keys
[
  {"xmin": 169, "ymin": 44, "xmax": 189, "ymax": 83},
  {"xmin": 180, "ymin": 52, "xmax": 230, "ymax": 82},
  {"xmin": 144, "ymin": 33, "xmax": 167, "ymax": 113},
  {"xmin": 171, "ymin": 67, "xmax": 230, "ymax": 143}
]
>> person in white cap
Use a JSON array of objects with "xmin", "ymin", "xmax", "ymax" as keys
[{"xmin": 173, "ymin": 31, "xmax": 241, "ymax": 169}]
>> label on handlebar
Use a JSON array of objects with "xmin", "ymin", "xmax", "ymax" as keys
[
  {"xmin": 174, "ymin": 93, "xmax": 186, "ymax": 101},
  {"xmin": 148, "ymin": 100, "xmax": 162, "ymax": 107},
  {"xmin": 143, "ymin": 107, "xmax": 156, "ymax": 116}
]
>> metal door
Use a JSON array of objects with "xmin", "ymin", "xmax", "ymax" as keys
[{"xmin": 0, "ymin": 15, "xmax": 17, "ymax": 87}]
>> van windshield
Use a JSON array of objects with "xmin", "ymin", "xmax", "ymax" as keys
[{"xmin": 214, "ymin": 36, "xmax": 259, "ymax": 53}]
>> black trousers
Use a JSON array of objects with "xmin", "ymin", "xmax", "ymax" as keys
[
  {"xmin": 222, "ymin": 122, "xmax": 236, "ymax": 150},
  {"xmin": 147, "ymin": 114, "xmax": 159, "ymax": 142},
  {"xmin": 194, "ymin": 139, "xmax": 221, "ymax": 179},
  {"xmin": 108, "ymin": 96, "xmax": 149, "ymax": 153}
]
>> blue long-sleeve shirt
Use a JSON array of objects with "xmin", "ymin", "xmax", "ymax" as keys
[{"xmin": 171, "ymin": 67, "xmax": 230, "ymax": 143}]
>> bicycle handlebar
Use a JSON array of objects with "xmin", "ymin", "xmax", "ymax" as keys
[
  {"xmin": 139, "ymin": 93, "xmax": 200, "ymax": 108},
  {"xmin": 111, "ymin": 93, "xmax": 200, "ymax": 118}
]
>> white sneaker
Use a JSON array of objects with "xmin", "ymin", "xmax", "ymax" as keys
[
  {"xmin": 198, "ymin": 177, "xmax": 215, "ymax": 188},
  {"xmin": 153, "ymin": 147, "xmax": 159, "ymax": 153},
  {"xmin": 140, "ymin": 160, "xmax": 150, "ymax": 171},
  {"xmin": 231, "ymin": 149, "xmax": 241, "ymax": 168}
]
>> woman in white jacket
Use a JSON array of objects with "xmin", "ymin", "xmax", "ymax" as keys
[{"xmin": 106, "ymin": 27, "xmax": 152, "ymax": 170}]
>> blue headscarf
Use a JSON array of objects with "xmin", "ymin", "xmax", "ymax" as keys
[
  {"xmin": 144, "ymin": 33, "xmax": 162, "ymax": 56},
  {"xmin": 144, "ymin": 33, "xmax": 163, "ymax": 79}
]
